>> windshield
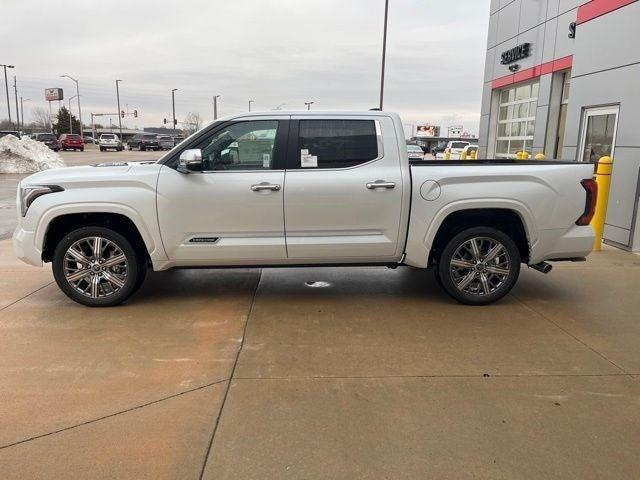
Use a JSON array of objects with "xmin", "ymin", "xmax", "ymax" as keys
[
  {"xmin": 67, "ymin": 134, "xmax": 81, "ymax": 139},
  {"xmin": 101, "ymin": 134, "xmax": 115, "ymax": 139},
  {"xmin": 407, "ymin": 146, "xmax": 422, "ymax": 152},
  {"xmin": 158, "ymin": 136, "xmax": 171, "ymax": 141},
  {"xmin": 451, "ymin": 142, "xmax": 469, "ymax": 149},
  {"xmin": 37, "ymin": 134, "xmax": 56, "ymax": 141}
]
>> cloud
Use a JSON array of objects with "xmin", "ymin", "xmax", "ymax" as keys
[{"xmin": 1, "ymin": 0, "xmax": 489, "ymax": 134}]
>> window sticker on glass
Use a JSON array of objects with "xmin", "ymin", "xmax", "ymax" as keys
[
  {"xmin": 262, "ymin": 153, "xmax": 270, "ymax": 168},
  {"xmin": 300, "ymin": 149, "xmax": 317, "ymax": 168}
]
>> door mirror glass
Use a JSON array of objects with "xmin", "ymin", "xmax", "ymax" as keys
[{"xmin": 177, "ymin": 149, "xmax": 203, "ymax": 173}]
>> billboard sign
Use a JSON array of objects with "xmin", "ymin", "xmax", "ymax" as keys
[
  {"xmin": 415, "ymin": 123, "xmax": 440, "ymax": 137},
  {"xmin": 448, "ymin": 125, "xmax": 463, "ymax": 137},
  {"xmin": 45, "ymin": 88, "xmax": 63, "ymax": 101}
]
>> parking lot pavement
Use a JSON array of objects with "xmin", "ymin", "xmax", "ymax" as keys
[
  {"xmin": 1, "ymin": 250, "xmax": 640, "ymax": 478},
  {"xmin": 0, "ymin": 147, "xmax": 162, "ymax": 239}
]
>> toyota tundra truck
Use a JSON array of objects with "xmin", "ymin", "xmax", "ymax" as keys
[{"xmin": 13, "ymin": 111, "xmax": 597, "ymax": 307}]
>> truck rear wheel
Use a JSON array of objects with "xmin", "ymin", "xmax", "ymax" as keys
[
  {"xmin": 436, "ymin": 226, "xmax": 520, "ymax": 305},
  {"xmin": 52, "ymin": 227, "xmax": 146, "ymax": 307}
]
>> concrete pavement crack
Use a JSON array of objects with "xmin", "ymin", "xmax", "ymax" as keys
[
  {"xmin": 512, "ymin": 293, "xmax": 630, "ymax": 375},
  {"xmin": 0, "ymin": 281, "xmax": 53, "ymax": 313},
  {"xmin": 0, "ymin": 378, "xmax": 228, "ymax": 451},
  {"xmin": 198, "ymin": 269, "xmax": 262, "ymax": 480}
]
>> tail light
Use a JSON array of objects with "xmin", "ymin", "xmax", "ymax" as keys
[{"xmin": 576, "ymin": 178, "xmax": 598, "ymax": 225}]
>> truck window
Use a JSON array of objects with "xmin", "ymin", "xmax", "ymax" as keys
[
  {"xmin": 298, "ymin": 120, "xmax": 378, "ymax": 169},
  {"xmin": 195, "ymin": 120, "xmax": 278, "ymax": 171}
]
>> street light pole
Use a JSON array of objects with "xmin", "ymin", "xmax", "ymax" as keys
[
  {"xmin": 1, "ymin": 64, "xmax": 15, "ymax": 128},
  {"xmin": 379, "ymin": 0, "xmax": 389, "ymax": 111},
  {"xmin": 61, "ymin": 74, "xmax": 83, "ymax": 140},
  {"xmin": 213, "ymin": 95, "xmax": 220, "ymax": 120},
  {"xmin": 171, "ymin": 89, "xmax": 178, "ymax": 135},
  {"xmin": 304, "ymin": 101, "xmax": 314, "ymax": 110},
  {"xmin": 68, "ymin": 95, "xmax": 78, "ymax": 134},
  {"xmin": 248, "ymin": 99, "xmax": 253, "ymax": 112},
  {"xmin": 115, "ymin": 79, "xmax": 123, "ymax": 141},
  {"xmin": 20, "ymin": 97, "xmax": 30, "ymax": 131}
]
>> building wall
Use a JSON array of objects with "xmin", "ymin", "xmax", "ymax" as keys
[{"xmin": 479, "ymin": 0, "xmax": 640, "ymax": 251}]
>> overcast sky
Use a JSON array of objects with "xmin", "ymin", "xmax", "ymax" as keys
[{"xmin": 1, "ymin": 0, "xmax": 489, "ymax": 135}]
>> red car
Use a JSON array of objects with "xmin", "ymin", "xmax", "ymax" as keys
[{"xmin": 58, "ymin": 133, "xmax": 84, "ymax": 151}]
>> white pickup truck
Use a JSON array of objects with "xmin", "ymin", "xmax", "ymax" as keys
[{"xmin": 13, "ymin": 111, "xmax": 597, "ymax": 307}]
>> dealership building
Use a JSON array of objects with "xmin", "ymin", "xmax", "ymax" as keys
[{"xmin": 478, "ymin": 0, "xmax": 640, "ymax": 251}]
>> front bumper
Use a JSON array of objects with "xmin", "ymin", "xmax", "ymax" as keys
[{"xmin": 12, "ymin": 226, "xmax": 43, "ymax": 267}]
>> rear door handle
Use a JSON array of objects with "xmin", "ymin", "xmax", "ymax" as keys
[
  {"xmin": 251, "ymin": 183, "xmax": 281, "ymax": 192},
  {"xmin": 366, "ymin": 180, "xmax": 396, "ymax": 189}
]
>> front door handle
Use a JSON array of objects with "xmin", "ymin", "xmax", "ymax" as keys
[
  {"xmin": 366, "ymin": 180, "xmax": 396, "ymax": 190},
  {"xmin": 251, "ymin": 183, "xmax": 281, "ymax": 192}
]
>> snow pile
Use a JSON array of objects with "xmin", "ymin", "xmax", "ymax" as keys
[{"xmin": 0, "ymin": 135, "xmax": 66, "ymax": 174}]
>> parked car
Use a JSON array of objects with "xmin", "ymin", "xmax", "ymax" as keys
[
  {"xmin": 172, "ymin": 135, "xmax": 185, "ymax": 146},
  {"xmin": 435, "ymin": 141, "xmax": 471, "ymax": 160},
  {"xmin": 98, "ymin": 134, "xmax": 123, "ymax": 152},
  {"xmin": 407, "ymin": 144, "xmax": 425, "ymax": 160},
  {"xmin": 13, "ymin": 110, "xmax": 597, "ymax": 307},
  {"xmin": 83, "ymin": 135, "xmax": 95, "ymax": 144},
  {"xmin": 34, "ymin": 132, "xmax": 60, "ymax": 151},
  {"xmin": 59, "ymin": 133, "xmax": 84, "ymax": 152},
  {"xmin": 127, "ymin": 134, "xmax": 160, "ymax": 151},
  {"xmin": 157, "ymin": 135, "xmax": 174, "ymax": 150},
  {"xmin": 0, "ymin": 130, "xmax": 19, "ymax": 139}
]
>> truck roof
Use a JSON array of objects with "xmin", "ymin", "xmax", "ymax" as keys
[{"xmin": 215, "ymin": 110, "xmax": 400, "ymax": 121}]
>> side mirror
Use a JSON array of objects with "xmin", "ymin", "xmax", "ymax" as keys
[{"xmin": 177, "ymin": 149, "xmax": 203, "ymax": 173}]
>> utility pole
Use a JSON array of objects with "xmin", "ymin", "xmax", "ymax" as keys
[
  {"xmin": 61, "ymin": 75, "xmax": 83, "ymax": 140},
  {"xmin": 248, "ymin": 99, "xmax": 253, "ymax": 112},
  {"xmin": 115, "ymin": 79, "xmax": 123, "ymax": 141},
  {"xmin": 20, "ymin": 97, "xmax": 29, "ymax": 131},
  {"xmin": 13, "ymin": 76, "xmax": 19, "ymax": 131},
  {"xmin": 171, "ymin": 88, "xmax": 178, "ymax": 135},
  {"xmin": 1, "ymin": 64, "xmax": 14, "ymax": 128},
  {"xmin": 379, "ymin": 0, "xmax": 389, "ymax": 111},
  {"xmin": 213, "ymin": 95, "xmax": 220, "ymax": 120},
  {"xmin": 304, "ymin": 101, "xmax": 314, "ymax": 110}
]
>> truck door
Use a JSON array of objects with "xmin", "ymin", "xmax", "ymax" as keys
[
  {"xmin": 156, "ymin": 118, "xmax": 288, "ymax": 263},
  {"xmin": 283, "ymin": 116, "xmax": 404, "ymax": 261}
]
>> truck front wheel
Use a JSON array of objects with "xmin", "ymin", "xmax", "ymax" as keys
[
  {"xmin": 52, "ymin": 227, "xmax": 146, "ymax": 307},
  {"xmin": 436, "ymin": 226, "xmax": 520, "ymax": 305}
]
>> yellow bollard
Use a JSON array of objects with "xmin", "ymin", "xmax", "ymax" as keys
[
  {"xmin": 591, "ymin": 156, "xmax": 613, "ymax": 251},
  {"xmin": 445, "ymin": 150, "xmax": 450, "ymax": 160},
  {"xmin": 515, "ymin": 151, "xmax": 522, "ymax": 160},
  {"xmin": 460, "ymin": 150, "xmax": 467, "ymax": 160},
  {"xmin": 470, "ymin": 150, "xmax": 477, "ymax": 160},
  {"xmin": 522, "ymin": 151, "xmax": 530, "ymax": 159},
  {"xmin": 534, "ymin": 153, "xmax": 546, "ymax": 160}
]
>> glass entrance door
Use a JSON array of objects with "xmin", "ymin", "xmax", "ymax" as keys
[{"xmin": 578, "ymin": 106, "xmax": 619, "ymax": 162}]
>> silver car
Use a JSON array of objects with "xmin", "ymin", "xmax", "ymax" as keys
[{"xmin": 157, "ymin": 135, "xmax": 174, "ymax": 150}]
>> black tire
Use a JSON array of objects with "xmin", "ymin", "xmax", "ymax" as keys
[
  {"xmin": 139, "ymin": 144, "xmax": 145, "ymax": 151},
  {"xmin": 436, "ymin": 226, "xmax": 520, "ymax": 305},
  {"xmin": 100, "ymin": 147, "xmax": 105, "ymax": 152},
  {"xmin": 52, "ymin": 227, "xmax": 146, "ymax": 307}
]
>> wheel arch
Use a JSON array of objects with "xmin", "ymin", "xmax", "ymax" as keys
[
  {"xmin": 40, "ymin": 210, "xmax": 153, "ymax": 264},
  {"xmin": 426, "ymin": 206, "xmax": 532, "ymax": 266}
]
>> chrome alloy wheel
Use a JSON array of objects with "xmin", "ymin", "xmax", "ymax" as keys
[
  {"xmin": 449, "ymin": 236, "xmax": 511, "ymax": 296},
  {"xmin": 63, "ymin": 236, "xmax": 128, "ymax": 299}
]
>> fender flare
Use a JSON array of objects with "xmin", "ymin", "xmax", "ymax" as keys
[{"xmin": 35, "ymin": 202, "xmax": 156, "ymax": 254}]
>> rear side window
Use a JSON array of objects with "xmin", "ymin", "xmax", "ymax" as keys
[{"xmin": 298, "ymin": 120, "xmax": 378, "ymax": 169}]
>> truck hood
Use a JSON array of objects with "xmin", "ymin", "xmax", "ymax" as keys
[{"xmin": 20, "ymin": 161, "xmax": 161, "ymax": 187}]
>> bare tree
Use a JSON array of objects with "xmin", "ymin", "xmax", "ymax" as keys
[
  {"xmin": 183, "ymin": 112, "xmax": 203, "ymax": 136},
  {"xmin": 31, "ymin": 107, "xmax": 51, "ymax": 130}
]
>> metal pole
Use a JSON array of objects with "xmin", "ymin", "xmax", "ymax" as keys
[
  {"xmin": 305, "ymin": 101, "xmax": 314, "ymax": 110},
  {"xmin": 2, "ymin": 64, "xmax": 14, "ymax": 127},
  {"xmin": 379, "ymin": 0, "xmax": 389, "ymax": 111},
  {"xmin": 115, "ymin": 80, "xmax": 123, "ymax": 142},
  {"xmin": 91, "ymin": 113, "xmax": 96, "ymax": 141},
  {"xmin": 213, "ymin": 95, "xmax": 220, "ymax": 120},
  {"xmin": 171, "ymin": 89, "xmax": 178, "ymax": 135},
  {"xmin": 13, "ymin": 76, "xmax": 19, "ymax": 131},
  {"xmin": 248, "ymin": 99, "xmax": 253, "ymax": 112},
  {"xmin": 20, "ymin": 97, "xmax": 23, "ymax": 131},
  {"xmin": 48, "ymin": 100, "xmax": 52, "ymax": 132}
]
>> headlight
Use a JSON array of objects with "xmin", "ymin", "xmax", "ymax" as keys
[{"xmin": 19, "ymin": 185, "xmax": 64, "ymax": 217}]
